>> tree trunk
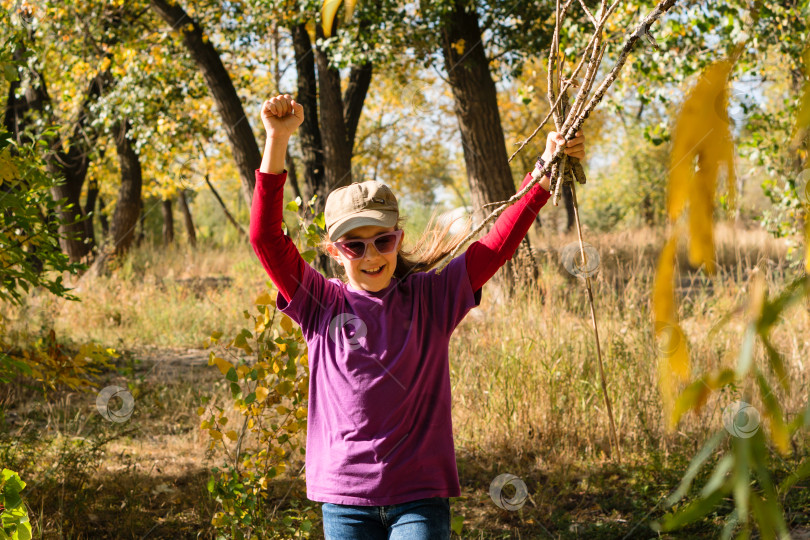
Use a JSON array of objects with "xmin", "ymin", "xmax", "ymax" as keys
[
  {"xmin": 343, "ymin": 62, "xmax": 373, "ymax": 152},
  {"xmin": 440, "ymin": 1, "xmax": 537, "ymax": 289},
  {"xmin": 162, "ymin": 198, "xmax": 174, "ymax": 245},
  {"xmin": 290, "ymin": 24, "xmax": 374, "ymax": 279},
  {"xmin": 314, "ymin": 27, "xmax": 353, "ymax": 193},
  {"xmin": 98, "ymin": 195, "xmax": 110, "ymax": 236},
  {"xmin": 111, "ymin": 121, "xmax": 143, "ymax": 256},
  {"xmin": 150, "ymin": 0, "xmax": 260, "ymax": 208},
  {"xmin": 85, "ymin": 179, "xmax": 99, "ymax": 248},
  {"xmin": 5, "ymin": 43, "xmax": 110, "ymax": 264},
  {"xmin": 291, "ymin": 24, "xmax": 326, "ymax": 212},
  {"xmin": 178, "ymin": 189, "xmax": 197, "ymax": 247}
]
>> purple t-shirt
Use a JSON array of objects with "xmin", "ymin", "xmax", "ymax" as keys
[{"xmin": 277, "ymin": 252, "xmax": 482, "ymax": 505}]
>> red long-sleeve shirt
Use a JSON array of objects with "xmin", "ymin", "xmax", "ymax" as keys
[{"xmin": 249, "ymin": 169, "xmax": 550, "ymax": 301}]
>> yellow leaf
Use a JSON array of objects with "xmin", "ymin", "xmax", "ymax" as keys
[
  {"xmin": 793, "ymin": 49, "xmax": 809, "ymax": 144},
  {"xmin": 343, "ymin": 0, "xmax": 357, "ymax": 23},
  {"xmin": 652, "ymin": 233, "xmax": 691, "ymax": 427},
  {"xmin": 197, "ymin": 406, "xmax": 206, "ymax": 416},
  {"xmin": 255, "ymin": 386, "xmax": 269, "ymax": 403},
  {"xmin": 276, "ymin": 405, "xmax": 289, "ymax": 415},
  {"xmin": 295, "ymin": 407, "xmax": 307, "ymax": 419},
  {"xmin": 280, "ymin": 315, "xmax": 293, "ymax": 334},
  {"xmin": 452, "ymin": 39, "xmax": 465, "ymax": 55},
  {"xmin": 667, "ymin": 61, "xmax": 735, "ymax": 274},
  {"xmin": 688, "ymin": 163, "xmax": 717, "ymax": 273},
  {"xmin": 213, "ymin": 357, "xmax": 234, "ymax": 376},
  {"xmin": 209, "ymin": 429, "xmax": 223, "ymax": 440},
  {"xmin": 305, "ymin": 19, "xmax": 317, "ymax": 44},
  {"xmin": 321, "ymin": 0, "xmax": 342, "ymax": 37},
  {"xmin": 255, "ymin": 291, "xmax": 275, "ymax": 306},
  {"xmin": 805, "ymin": 216, "xmax": 810, "ymax": 273},
  {"xmin": 0, "ymin": 148, "xmax": 18, "ymax": 185},
  {"xmin": 237, "ymin": 364, "xmax": 250, "ymax": 378},
  {"xmin": 225, "ymin": 430, "xmax": 238, "ymax": 441}
]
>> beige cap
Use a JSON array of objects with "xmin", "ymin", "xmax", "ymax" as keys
[{"xmin": 325, "ymin": 181, "xmax": 399, "ymax": 241}]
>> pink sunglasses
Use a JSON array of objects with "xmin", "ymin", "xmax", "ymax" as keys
[{"xmin": 333, "ymin": 230, "xmax": 403, "ymax": 260}]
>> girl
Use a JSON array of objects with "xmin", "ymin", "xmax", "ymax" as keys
[{"xmin": 250, "ymin": 94, "xmax": 585, "ymax": 539}]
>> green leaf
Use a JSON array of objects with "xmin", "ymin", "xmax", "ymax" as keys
[
  {"xmin": 755, "ymin": 370, "xmax": 790, "ymax": 454},
  {"xmin": 700, "ymin": 454, "xmax": 734, "ymax": 498},
  {"xmin": 667, "ymin": 430, "xmax": 725, "ymax": 506},
  {"xmin": 736, "ymin": 324, "xmax": 756, "ymax": 378},
  {"xmin": 225, "ymin": 367, "xmax": 238, "ymax": 383},
  {"xmin": 313, "ymin": 212, "xmax": 325, "ymax": 230},
  {"xmin": 450, "ymin": 514, "xmax": 464, "ymax": 535},
  {"xmin": 659, "ymin": 487, "xmax": 727, "ymax": 531}
]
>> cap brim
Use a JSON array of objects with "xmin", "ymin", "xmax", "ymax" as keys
[{"xmin": 329, "ymin": 210, "xmax": 398, "ymax": 241}]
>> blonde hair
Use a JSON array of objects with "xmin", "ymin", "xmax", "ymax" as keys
[{"xmin": 319, "ymin": 209, "xmax": 473, "ymax": 280}]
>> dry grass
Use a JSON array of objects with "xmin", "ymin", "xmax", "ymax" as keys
[{"xmin": 2, "ymin": 222, "xmax": 809, "ymax": 538}]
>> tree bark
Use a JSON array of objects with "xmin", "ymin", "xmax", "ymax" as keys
[
  {"xmin": 111, "ymin": 121, "xmax": 143, "ymax": 256},
  {"xmin": 343, "ymin": 62, "xmax": 373, "ymax": 152},
  {"xmin": 314, "ymin": 28, "xmax": 353, "ymax": 192},
  {"xmin": 150, "ymin": 0, "xmax": 260, "ymax": 208},
  {"xmin": 85, "ymin": 178, "xmax": 100, "ymax": 247},
  {"xmin": 440, "ymin": 1, "xmax": 537, "ymax": 289},
  {"xmin": 162, "ymin": 198, "xmax": 174, "ymax": 245},
  {"xmin": 291, "ymin": 24, "xmax": 326, "ymax": 212},
  {"xmin": 5, "ymin": 44, "xmax": 111, "ymax": 263},
  {"xmin": 178, "ymin": 189, "xmax": 197, "ymax": 247}
]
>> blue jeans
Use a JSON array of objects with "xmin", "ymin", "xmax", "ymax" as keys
[{"xmin": 321, "ymin": 496, "xmax": 451, "ymax": 539}]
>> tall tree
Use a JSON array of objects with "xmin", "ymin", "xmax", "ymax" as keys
[{"xmin": 150, "ymin": 0, "xmax": 261, "ymax": 207}]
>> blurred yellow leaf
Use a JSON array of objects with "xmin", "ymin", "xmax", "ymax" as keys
[
  {"xmin": 213, "ymin": 357, "xmax": 234, "ymax": 376},
  {"xmin": 225, "ymin": 430, "xmax": 238, "ymax": 441},
  {"xmin": 321, "ymin": 0, "xmax": 342, "ymax": 37},
  {"xmin": 452, "ymin": 39, "xmax": 466, "ymax": 55},
  {"xmin": 280, "ymin": 315, "xmax": 293, "ymax": 334},
  {"xmin": 305, "ymin": 19, "xmax": 317, "ymax": 43},
  {"xmin": 652, "ymin": 233, "xmax": 691, "ymax": 426},
  {"xmin": 667, "ymin": 61, "xmax": 736, "ymax": 274},
  {"xmin": 255, "ymin": 291, "xmax": 275, "ymax": 306},
  {"xmin": 0, "ymin": 148, "xmax": 18, "ymax": 185},
  {"xmin": 805, "ymin": 217, "xmax": 809, "ymax": 273},
  {"xmin": 794, "ymin": 49, "xmax": 809, "ymax": 144},
  {"xmin": 255, "ymin": 386, "xmax": 269, "ymax": 403},
  {"xmin": 343, "ymin": 0, "xmax": 357, "ymax": 23},
  {"xmin": 209, "ymin": 429, "xmax": 223, "ymax": 440}
]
